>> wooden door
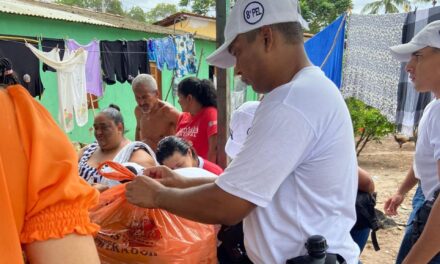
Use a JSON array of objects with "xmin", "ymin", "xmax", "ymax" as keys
[{"xmin": 149, "ymin": 62, "xmax": 162, "ymax": 99}]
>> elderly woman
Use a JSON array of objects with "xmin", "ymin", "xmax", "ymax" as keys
[
  {"xmin": 156, "ymin": 136, "xmax": 223, "ymax": 175},
  {"xmin": 176, "ymin": 77, "xmax": 218, "ymax": 163},
  {"xmin": 78, "ymin": 104, "xmax": 156, "ymax": 190}
]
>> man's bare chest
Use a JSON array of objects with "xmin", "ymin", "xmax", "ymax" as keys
[{"xmin": 140, "ymin": 113, "xmax": 171, "ymax": 130}]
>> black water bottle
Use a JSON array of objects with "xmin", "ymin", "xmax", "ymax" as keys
[{"xmin": 286, "ymin": 235, "xmax": 329, "ymax": 264}]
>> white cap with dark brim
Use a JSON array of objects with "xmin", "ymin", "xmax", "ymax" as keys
[
  {"xmin": 206, "ymin": 0, "xmax": 309, "ymax": 69},
  {"xmin": 225, "ymin": 101, "xmax": 260, "ymax": 160},
  {"xmin": 206, "ymin": 38, "xmax": 237, "ymax": 69}
]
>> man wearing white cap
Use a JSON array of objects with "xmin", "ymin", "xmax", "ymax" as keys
[
  {"xmin": 126, "ymin": 0, "xmax": 359, "ymax": 263},
  {"xmin": 385, "ymin": 20, "xmax": 440, "ymax": 264},
  {"xmin": 225, "ymin": 101, "xmax": 260, "ymax": 159}
]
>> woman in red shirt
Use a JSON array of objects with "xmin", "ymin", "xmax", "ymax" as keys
[
  {"xmin": 156, "ymin": 136, "xmax": 223, "ymax": 176},
  {"xmin": 176, "ymin": 77, "xmax": 218, "ymax": 163}
]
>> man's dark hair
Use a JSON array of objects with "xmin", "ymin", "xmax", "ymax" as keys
[{"xmin": 244, "ymin": 22, "xmax": 304, "ymax": 45}]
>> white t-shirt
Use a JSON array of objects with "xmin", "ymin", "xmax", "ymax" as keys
[
  {"xmin": 216, "ymin": 66, "xmax": 359, "ymax": 264},
  {"xmin": 414, "ymin": 99, "xmax": 440, "ymax": 200}
]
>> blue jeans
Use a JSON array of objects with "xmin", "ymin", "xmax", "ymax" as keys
[
  {"xmin": 351, "ymin": 228, "xmax": 371, "ymax": 252},
  {"xmin": 396, "ymin": 185, "xmax": 440, "ymax": 264}
]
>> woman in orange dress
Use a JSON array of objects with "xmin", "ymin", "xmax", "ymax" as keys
[{"xmin": 0, "ymin": 57, "xmax": 100, "ymax": 264}]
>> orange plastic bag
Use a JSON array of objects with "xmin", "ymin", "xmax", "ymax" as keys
[{"xmin": 90, "ymin": 161, "xmax": 217, "ymax": 264}]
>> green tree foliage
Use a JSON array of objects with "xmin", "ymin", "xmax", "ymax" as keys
[
  {"xmin": 127, "ymin": 6, "xmax": 146, "ymax": 22},
  {"xmin": 346, "ymin": 98, "xmax": 395, "ymax": 156},
  {"xmin": 299, "ymin": 0, "xmax": 352, "ymax": 34},
  {"xmin": 361, "ymin": 0, "xmax": 411, "ymax": 14},
  {"xmin": 146, "ymin": 4, "xmax": 179, "ymax": 23},
  {"xmin": 104, "ymin": 0, "xmax": 124, "ymax": 16},
  {"xmin": 179, "ymin": 0, "xmax": 215, "ymax": 15},
  {"xmin": 177, "ymin": 0, "xmax": 349, "ymax": 33},
  {"xmin": 56, "ymin": 0, "xmax": 124, "ymax": 16},
  {"xmin": 56, "ymin": 0, "xmax": 88, "ymax": 6},
  {"xmin": 56, "ymin": 0, "xmax": 87, "ymax": 8}
]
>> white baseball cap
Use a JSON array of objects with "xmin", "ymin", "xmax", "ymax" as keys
[
  {"xmin": 225, "ymin": 101, "xmax": 260, "ymax": 159},
  {"xmin": 390, "ymin": 20, "xmax": 440, "ymax": 62},
  {"xmin": 206, "ymin": 0, "xmax": 309, "ymax": 69}
]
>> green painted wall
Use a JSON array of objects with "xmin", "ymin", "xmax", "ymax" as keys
[{"xmin": 0, "ymin": 13, "xmax": 217, "ymax": 143}]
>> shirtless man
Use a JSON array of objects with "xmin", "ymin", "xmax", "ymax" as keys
[{"xmin": 132, "ymin": 74, "xmax": 180, "ymax": 150}]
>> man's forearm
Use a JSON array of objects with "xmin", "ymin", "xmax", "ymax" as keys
[
  {"xmin": 397, "ymin": 166, "xmax": 418, "ymax": 195},
  {"xmin": 403, "ymin": 198, "xmax": 440, "ymax": 264},
  {"xmin": 180, "ymin": 176, "xmax": 216, "ymax": 188},
  {"xmin": 156, "ymin": 183, "xmax": 254, "ymax": 225}
]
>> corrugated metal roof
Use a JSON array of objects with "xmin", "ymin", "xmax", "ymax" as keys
[
  {"xmin": 0, "ymin": 0, "xmax": 215, "ymax": 41},
  {"xmin": 154, "ymin": 12, "xmax": 216, "ymax": 27},
  {"xmin": 0, "ymin": 0, "xmax": 114, "ymax": 27}
]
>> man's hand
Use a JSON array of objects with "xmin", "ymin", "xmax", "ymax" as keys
[
  {"xmin": 144, "ymin": 165, "xmax": 186, "ymax": 188},
  {"xmin": 384, "ymin": 193, "xmax": 405, "ymax": 216},
  {"xmin": 125, "ymin": 175, "xmax": 165, "ymax": 208}
]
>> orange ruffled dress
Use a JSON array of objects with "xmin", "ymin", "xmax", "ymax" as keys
[{"xmin": 0, "ymin": 85, "xmax": 99, "ymax": 264}]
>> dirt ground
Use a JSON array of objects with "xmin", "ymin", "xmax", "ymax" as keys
[{"xmin": 358, "ymin": 135, "xmax": 416, "ymax": 264}]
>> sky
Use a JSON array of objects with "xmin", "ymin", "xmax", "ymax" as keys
[
  {"xmin": 352, "ymin": 0, "xmax": 432, "ymax": 13},
  {"xmin": 122, "ymin": 0, "xmax": 433, "ymax": 14},
  {"xmin": 121, "ymin": 0, "xmax": 180, "ymax": 12}
]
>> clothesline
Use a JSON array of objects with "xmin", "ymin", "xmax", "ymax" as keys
[
  {"xmin": 0, "ymin": 30, "xmax": 199, "ymax": 115},
  {"xmin": 0, "ymin": 38, "xmax": 184, "ymax": 54},
  {"xmin": 0, "ymin": 38, "xmax": 146, "ymax": 54}
]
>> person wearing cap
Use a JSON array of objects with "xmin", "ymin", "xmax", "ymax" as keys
[
  {"xmin": 225, "ymin": 101, "xmax": 260, "ymax": 159},
  {"xmin": 229, "ymin": 101, "xmax": 374, "ymax": 257},
  {"xmin": 385, "ymin": 20, "xmax": 440, "ymax": 264},
  {"xmin": 125, "ymin": 1, "xmax": 359, "ymax": 263},
  {"xmin": 220, "ymin": 101, "xmax": 259, "ymax": 264}
]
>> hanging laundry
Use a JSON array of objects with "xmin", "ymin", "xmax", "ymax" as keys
[
  {"xmin": 341, "ymin": 13, "xmax": 406, "ymax": 123},
  {"xmin": 67, "ymin": 39, "xmax": 103, "ymax": 96},
  {"xmin": 100, "ymin": 40, "xmax": 151, "ymax": 85},
  {"xmin": 26, "ymin": 44, "xmax": 88, "ymax": 133},
  {"xmin": 153, "ymin": 37, "xmax": 178, "ymax": 72},
  {"xmin": 174, "ymin": 34, "xmax": 197, "ymax": 78},
  {"xmin": 42, "ymin": 38, "xmax": 65, "ymax": 72},
  {"xmin": 395, "ymin": 7, "xmax": 440, "ymax": 137},
  {"xmin": 100, "ymin": 40, "xmax": 128, "ymax": 85},
  {"xmin": 147, "ymin": 39, "xmax": 157, "ymax": 62},
  {"xmin": 0, "ymin": 39, "xmax": 44, "ymax": 97},
  {"xmin": 305, "ymin": 14, "xmax": 346, "ymax": 88},
  {"xmin": 126, "ymin": 40, "xmax": 150, "ymax": 83}
]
